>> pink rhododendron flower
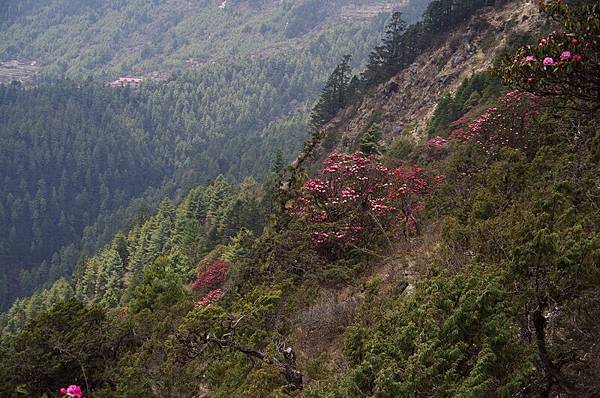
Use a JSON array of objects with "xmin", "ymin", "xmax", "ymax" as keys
[
  {"xmin": 192, "ymin": 259, "xmax": 231, "ymax": 293},
  {"xmin": 543, "ymin": 57, "xmax": 555, "ymax": 66},
  {"xmin": 540, "ymin": 38, "xmax": 548, "ymax": 45},
  {"xmin": 524, "ymin": 55, "xmax": 537, "ymax": 62},
  {"xmin": 560, "ymin": 51, "xmax": 572, "ymax": 61},
  {"xmin": 59, "ymin": 385, "xmax": 84, "ymax": 398},
  {"xmin": 572, "ymin": 54, "xmax": 582, "ymax": 62}
]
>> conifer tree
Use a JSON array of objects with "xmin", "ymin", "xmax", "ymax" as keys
[
  {"xmin": 359, "ymin": 122, "xmax": 384, "ymax": 155},
  {"xmin": 310, "ymin": 55, "xmax": 355, "ymax": 128},
  {"xmin": 361, "ymin": 12, "xmax": 407, "ymax": 85}
]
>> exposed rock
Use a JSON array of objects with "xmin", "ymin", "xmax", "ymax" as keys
[{"xmin": 314, "ymin": 0, "xmax": 542, "ymax": 161}]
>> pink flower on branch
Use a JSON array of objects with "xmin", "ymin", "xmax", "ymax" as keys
[
  {"xmin": 59, "ymin": 385, "xmax": 84, "ymax": 398},
  {"xmin": 560, "ymin": 51, "xmax": 572, "ymax": 61}
]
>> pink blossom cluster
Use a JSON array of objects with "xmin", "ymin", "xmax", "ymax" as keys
[
  {"xmin": 312, "ymin": 225, "xmax": 363, "ymax": 245},
  {"xmin": 526, "ymin": 32, "xmax": 584, "ymax": 67},
  {"xmin": 536, "ymin": 51, "xmax": 582, "ymax": 67},
  {"xmin": 195, "ymin": 289, "xmax": 224, "ymax": 308},
  {"xmin": 291, "ymin": 153, "xmax": 442, "ymax": 250},
  {"xmin": 192, "ymin": 259, "xmax": 231, "ymax": 293},
  {"xmin": 450, "ymin": 114, "xmax": 471, "ymax": 129},
  {"xmin": 304, "ymin": 179, "xmax": 328, "ymax": 193},
  {"xmin": 500, "ymin": 8, "xmax": 598, "ymax": 96},
  {"xmin": 449, "ymin": 91, "xmax": 543, "ymax": 152},
  {"xmin": 59, "ymin": 385, "xmax": 84, "ymax": 398}
]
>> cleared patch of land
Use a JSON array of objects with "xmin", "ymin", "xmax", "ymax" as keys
[{"xmin": 0, "ymin": 60, "xmax": 40, "ymax": 85}]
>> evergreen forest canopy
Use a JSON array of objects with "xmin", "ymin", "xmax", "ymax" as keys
[
  {"xmin": 1, "ymin": 0, "xmax": 600, "ymax": 397},
  {"xmin": 0, "ymin": 0, "xmax": 431, "ymax": 78}
]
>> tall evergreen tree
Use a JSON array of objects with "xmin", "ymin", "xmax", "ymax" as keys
[
  {"xmin": 362, "ymin": 12, "xmax": 407, "ymax": 85},
  {"xmin": 311, "ymin": 55, "xmax": 355, "ymax": 128}
]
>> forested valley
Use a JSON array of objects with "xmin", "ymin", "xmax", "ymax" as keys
[{"xmin": 0, "ymin": 0, "xmax": 423, "ymax": 311}]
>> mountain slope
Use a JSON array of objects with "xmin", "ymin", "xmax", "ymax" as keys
[
  {"xmin": 2, "ymin": 1, "xmax": 599, "ymax": 397},
  {"xmin": 0, "ymin": 1, "xmax": 431, "ymax": 311},
  {"xmin": 316, "ymin": 1, "xmax": 541, "ymax": 157},
  {"xmin": 0, "ymin": 0, "xmax": 430, "ymax": 79}
]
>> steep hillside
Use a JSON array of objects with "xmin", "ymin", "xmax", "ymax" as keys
[
  {"xmin": 1, "ymin": 1, "xmax": 599, "ymax": 397},
  {"xmin": 317, "ymin": 0, "xmax": 541, "ymax": 157},
  {"xmin": 0, "ymin": 0, "xmax": 430, "ymax": 311}
]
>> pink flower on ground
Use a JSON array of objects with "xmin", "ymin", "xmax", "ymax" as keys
[
  {"xmin": 572, "ymin": 54, "xmax": 583, "ymax": 62},
  {"xmin": 524, "ymin": 55, "xmax": 536, "ymax": 62},
  {"xmin": 543, "ymin": 57, "xmax": 555, "ymax": 66},
  {"xmin": 571, "ymin": 38, "xmax": 578, "ymax": 45},
  {"xmin": 560, "ymin": 51, "xmax": 572, "ymax": 61},
  {"xmin": 540, "ymin": 38, "xmax": 548, "ymax": 45},
  {"xmin": 59, "ymin": 385, "xmax": 84, "ymax": 398}
]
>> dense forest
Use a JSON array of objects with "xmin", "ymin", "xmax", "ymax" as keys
[
  {"xmin": 0, "ymin": 0, "xmax": 430, "ymax": 78},
  {"xmin": 0, "ymin": 4, "xmax": 398, "ymax": 311},
  {"xmin": 1, "ymin": 0, "xmax": 599, "ymax": 397}
]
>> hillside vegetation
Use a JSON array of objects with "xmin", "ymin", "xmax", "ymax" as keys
[
  {"xmin": 1, "ymin": 0, "xmax": 599, "ymax": 397},
  {"xmin": 0, "ymin": 1, "xmax": 416, "ymax": 311}
]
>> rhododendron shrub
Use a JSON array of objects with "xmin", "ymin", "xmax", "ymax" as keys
[
  {"xmin": 498, "ymin": 1, "xmax": 600, "ymax": 109},
  {"xmin": 192, "ymin": 259, "xmax": 231, "ymax": 293},
  {"xmin": 449, "ymin": 90, "xmax": 545, "ymax": 154},
  {"xmin": 291, "ymin": 153, "xmax": 441, "ymax": 258},
  {"xmin": 426, "ymin": 136, "xmax": 449, "ymax": 151},
  {"xmin": 192, "ymin": 259, "xmax": 231, "ymax": 307},
  {"xmin": 424, "ymin": 136, "xmax": 450, "ymax": 160},
  {"xmin": 195, "ymin": 288, "xmax": 224, "ymax": 308}
]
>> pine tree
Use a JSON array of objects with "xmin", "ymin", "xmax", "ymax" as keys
[
  {"xmin": 310, "ymin": 55, "xmax": 355, "ymax": 128},
  {"xmin": 359, "ymin": 122, "xmax": 383, "ymax": 155},
  {"xmin": 361, "ymin": 12, "xmax": 407, "ymax": 85}
]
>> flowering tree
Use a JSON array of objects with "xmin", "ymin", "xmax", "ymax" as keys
[
  {"xmin": 192, "ymin": 259, "xmax": 231, "ymax": 307},
  {"xmin": 498, "ymin": 1, "xmax": 600, "ymax": 111},
  {"xmin": 449, "ymin": 90, "xmax": 545, "ymax": 153},
  {"xmin": 192, "ymin": 259, "xmax": 231, "ymax": 292},
  {"xmin": 291, "ymin": 153, "xmax": 441, "ymax": 259}
]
